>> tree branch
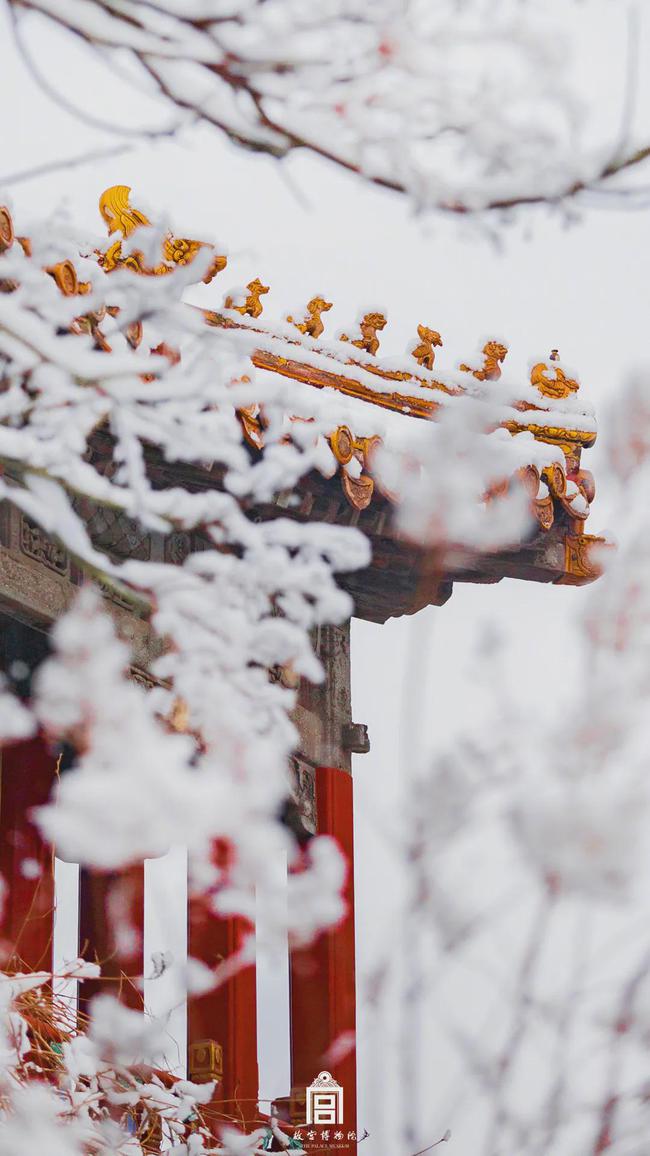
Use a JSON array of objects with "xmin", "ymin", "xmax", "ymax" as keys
[{"xmin": 10, "ymin": 0, "xmax": 650, "ymax": 216}]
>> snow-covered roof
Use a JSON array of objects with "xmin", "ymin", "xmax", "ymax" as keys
[
  {"xmin": 0, "ymin": 185, "xmax": 608, "ymax": 617},
  {"xmin": 207, "ymin": 307, "xmax": 597, "ymax": 532},
  {"xmin": 91, "ymin": 188, "xmax": 600, "ymax": 538}
]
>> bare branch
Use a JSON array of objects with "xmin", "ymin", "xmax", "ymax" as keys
[
  {"xmin": 412, "ymin": 1132, "xmax": 452, "ymax": 1156},
  {"xmin": 0, "ymin": 143, "xmax": 134, "ymax": 187}
]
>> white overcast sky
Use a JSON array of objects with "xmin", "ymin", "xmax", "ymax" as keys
[{"xmin": 3, "ymin": 1, "xmax": 650, "ymax": 1149}]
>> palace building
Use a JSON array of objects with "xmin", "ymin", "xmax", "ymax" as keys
[{"xmin": 0, "ymin": 188, "xmax": 605, "ymax": 1150}]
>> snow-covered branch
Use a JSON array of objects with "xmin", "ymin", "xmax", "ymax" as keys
[
  {"xmin": 6, "ymin": 0, "xmax": 648, "ymax": 214},
  {"xmin": 0, "ymin": 203, "xmax": 372, "ymax": 953}
]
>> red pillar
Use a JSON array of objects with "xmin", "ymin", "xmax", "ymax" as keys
[
  {"xmin": 289, "ymin": 765, "xmax": 357, "ymax": 1150},
  {"xmin": 0, "ymin": 734, "xmax": 57, "ymax": 973},
  {"xmin": 187, "ymin": 849, "xmax": 259, "ymax": 1130},
  {"xmin": 78, "ymin": 865, "xmax": 145, "ymax": 1016}
]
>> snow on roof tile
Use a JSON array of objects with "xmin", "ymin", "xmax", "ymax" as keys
[{"xmin": 0, "ymin": 186, "xmax": 608, "ymax": 590}]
